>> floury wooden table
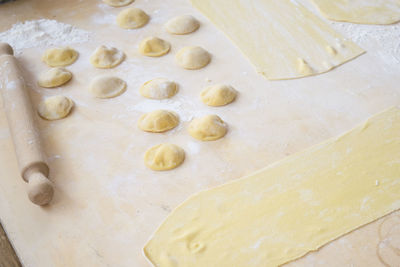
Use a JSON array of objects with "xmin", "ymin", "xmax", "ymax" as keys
[{"xmin": 0, "ymin": 0, "xmax": 399, "ymax": 266}]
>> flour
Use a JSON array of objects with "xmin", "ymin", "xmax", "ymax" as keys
[
  {"xmin": 0, "ymin": 19, "xmax": 91, "ymax": 55},
  {"xmin": 187, "ymin": 141, "xmax": 201, "ymax": 155},
  {"xmin": 127, "ymin": 98, "xmax": 199, "ymax": 122},
  {"xmin": 331, "ymin": 21, "xmax": 400, "ymax": 65},
  {"xmin": 6, "ymin": 81, "xmax": 16, "ymax": 90}
]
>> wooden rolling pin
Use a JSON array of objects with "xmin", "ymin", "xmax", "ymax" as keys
[{"xmin": 0, "ymin": 43, "xmax": 54, "ymax": 206}]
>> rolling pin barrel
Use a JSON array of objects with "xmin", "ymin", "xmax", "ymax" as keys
[{"xmin": 0, "ymin": 43, "xmax": 54, "ymax": 205}]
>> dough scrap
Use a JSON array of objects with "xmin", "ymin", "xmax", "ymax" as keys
[
  {"xmin": 190, "ymin": 0, "xmax": 365, "ymax": 80},
  {"xmin": 42, "ymin": 47, "xmax": 78, "ymax": 67},
  {"xmin": 165, "ymin": 15, "xmax": 200, "ymax": 35},
  {"xmin": 37, "ymin": 68, "xmax": 72, "ymax": 88},
  {"xmin": 139, "ymin": 37, "xmax": 171, "ymax": 57},
  {"xmin": 103, "ymin": 0, "xmax": 134, "ymax": 7},
  {"xmin": 38, "ymin": 95, "xmax": 74, "ymax": 121},
  {"xmin": 310, "ymin": 0, "xmax": 400, "ymax": 25},
  {"xmin": 200, "ymin": 84, "xmax": 237, "ymax": 107},
  {"xmin": 188, "ymin": 115, "xmax": 227, "ymax": 141},
  {"xmin": 90, "ymin": 45, "xmax": 125, "ymax": 69},
  {"xmin": 138, "ymin": 110, "xmax": 179, "ymax": 133},
  {"xmin": 144, "ymin": 107, "xmax": 400, "ymax": 267},
  {"xmin": 90, "ymin": 76, "xmax": 127, "ymax": 99},
  {"xmin": 175, "ymin": 46, "xmax": 211, "ymax": 70},
  {"xmin": 144, "ymin": 143, "xmax": 185, "ymax": 171},
  {"xmin": 139, "ymin": 78, "xmax": 178, "ymax": 100},
  {"xmin": 117, "ymin": 7, "xmax": 149, "ymax": 29}
]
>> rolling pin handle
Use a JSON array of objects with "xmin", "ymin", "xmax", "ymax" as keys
[
  {"xmin": 23, "ymin": 163, "xmax": 53, "ymax": 206},
  {"xmin": 0, "ymin": 43, "xmax": 14, "ymax": 56},
  {"xmin": 27, "ymin": 172, "xmax": 54, "ymax": 206}
]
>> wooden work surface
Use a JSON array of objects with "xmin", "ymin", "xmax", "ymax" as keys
[
  {"xmin": 0, "ymin": 0, "xmax": 399, "ymax": 266},
  {"xmin": 0, "ymin": 223, "xmax": 21, "ymax": 267}
]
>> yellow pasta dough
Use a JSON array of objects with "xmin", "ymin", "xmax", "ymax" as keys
[
  {"xmin": 37, "ymin": 68, "xmax": 72, "ymax": 88},
  {"xmin": 103, "ymin": 0, "xmax": 134, "ymax": 7},
  {"xmin": 165, "ymin": 15, "xmax": 200, "ymax": 35},
  {"xmin": 144, "ymin": 143, "xmax": 185, "ymax": 171},
  {"xmin": 139, "ymin": 37, "xmax": 171, "ymax": 57},
  {"xmin": 310, "ymin": 0, "xmax": 400, "ymax": 25},
  {"xmin": 90, "ymin": 76, "xmax": 127, "ymax": 99},
  {"xmin": 200, "ymin": 84, "xmax": 237, "ymax": 107},
  {"xmin": 188, "ymin": 115, "xmax": 227, "ymax": 141},
  {"xmin": 144, "ymin": 107, "xmax": 400, "ymax": 267},
  {"xmin": 117, "ymin": 7, "xmax": 149, "ymax": 29},
  {"xmin": 90, "ymin": 45, "xmax": 125, "ymax": 69},
  {"xmin": 190, "ymin": 0, "xmax": 365, "ymax": 80},
  {"xmin": 42, "ymin": 47, "xmax": 78, "ymax": 67},
  {"xmin": 38, "ymin": 95, "xmax": 74, "ymax": 121},
  {"xmin": 139, "ymin": 78, "xmax": 178, "ymax": 100},
  {"xmin": 175, "ymin": 46, "xmax": 211, "ymax": 70},
  {"xmin": 138, "ymin": 110, "xmax": 179, "ymax": 133}
]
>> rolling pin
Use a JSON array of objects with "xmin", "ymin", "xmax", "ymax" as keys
[{"xmin": 0, "ymin": 43, "xmax": 54, "ymax": 206}]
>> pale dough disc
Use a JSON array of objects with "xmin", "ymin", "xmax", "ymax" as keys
[
  {"xmin": 90, "ymin": 76, "xmax": 127, "ymax": 98},
  {"xmin": 37, "ymin": 68, "xmax": 72, "ymax": 88},
  {"xmin": 188, "ymin": 114, "xmax": 227, "ymax": 141},
  {"xmin": 38, "ymin": 95, "xmax": 74, "ymax": 121},
  {"xmin": 139, "ymin": 78, "xmax": 178, "ymax": 100},
  {"xmin": 103, "ymin": 0, "xmax": 134, "ymax": 7},
  {"xmin": 144, "ymin": 143, "xmax": 185, "ymax": 171},
  {"xmin": 90, "ymin": 45, "xmax": 125, "ymax": 69},
  {"xmin": 42, "ymin": 47, "xmax": 78, "ymax": 67},
  {"xmin": 138, "ymin": 110, "xmax": 179, "ymax": 133},
  {"xmin": 139, "ymin": 37, "xmax": 171, "ymax": 57},
  {"xmin": 310, "ymin": 0, "xmax": 400, "ymax": 25},
  {"xmin": 144, "ymin": 107, "xmax": 400, "ymax": 267},
  {"xmin": 165, "ymin": 15, "xmax": 200, "ymax": 35},
  {"xmin": 175, "ymin": 46, "xmax": 211, "ymax": 70},
  {"xmin": 200, "ymin": 84, "xmax": 237, "ymax": 107},
  {"xmin": 117, "ymin": 7, "xmax": 149, "ymax": 29}
]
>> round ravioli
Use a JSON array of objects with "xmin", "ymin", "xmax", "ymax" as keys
[
  {"xmin": 144, "ymin": 143, "xmax": 185, "ymax": 171},
  {"xmin": 176, "ymin": 46, "xmax": 211, "ymax": 70},
  {"xmin": 42, "ymin": 47, "xmax": 78, "ymax": 67},
  {"xmin": 139, "ymin": 37, "xmax": 171, "ymax": 57},
  {"xmin": 37, "ymin": 68, "xmax": 72, "ymax": 88},
  {"xmin": 90, "ymin": 45, "xmax": 125, "ymax": 69},
  {"xmin": 200, "ymin": 84, "xmax": 237, "ymax": 106},
  {"xmin": 165, "ymin": 15, "xmax": 200, "ymax": 35},
  {"xmin": 117, "ymin": 7, "xmax": 149, "ymax": 29},
  {"xmin": 90, "ymin": 76, "xmax": 127, "ymax": 98},
  {"xmin": 138, "ymin": 110, "xmax": 179, "ymax": 133},
  {"xmin": 103, "ymin": 0, "xmax": 134, "ymax": 7},
  {"xmin": 188, "ymin": 115, "xmax": 227, "ymax": 141},
  {"xmin": 139, "ymin": 78, "xmax": 178, "ymax": 100},
  {"xmin": 38, "ymin": 95, "xmax": 74, "ymax": 121}
]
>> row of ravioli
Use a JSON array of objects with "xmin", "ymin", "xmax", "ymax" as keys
[{"xmin": 36, "ymin": 0, "xmax": 239, "ymax": 171}]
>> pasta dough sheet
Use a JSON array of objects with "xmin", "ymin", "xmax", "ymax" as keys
[
  {"xmin": 310, "ymin": 0, "xmax": 400, "ymax": 25},
  {"xmin": 144, "ymin": 107, "xmax": 400, "ymax": 267},
  {"xmin": 190, "ymin": 0, "xmax": 365, "ymax": 80}
]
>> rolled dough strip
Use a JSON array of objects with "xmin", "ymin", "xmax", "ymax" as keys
[
  {"xmin": 190, "ymin": 0, "xmax": 365, "ymax": 80},
  {"xmin": 144, "ymin": 107, "xmax": 400, "ymax": 267},
  {"xmin": 310, "ymin": 0, "xmax": 400, "ymax": 25}
]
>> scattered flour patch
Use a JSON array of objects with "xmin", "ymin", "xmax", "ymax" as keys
[
  {"xmin": 331, "ymin": 21, "xmax": 400, "ymax": 66},
  {"xmin": 6, "ymin": 81, "xmax": 16, "ymax": 91},
  {"xmin": 0, "ymin": 19, "xmax": 91, "ymax": 55},
  {"xmin": 128, "ymin": 98, "xmax": 202, "ymax": 122},
  {"xmin": 92, "ymin": 13, "xmax": 115, "ymax": 25},
  {"xmin": 187, "ymin": 141, "xmax": 201, "ymax": 155},
  {"xmin": 48, "ymin": 155, "xmax": 62, "ymax": 162}
]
